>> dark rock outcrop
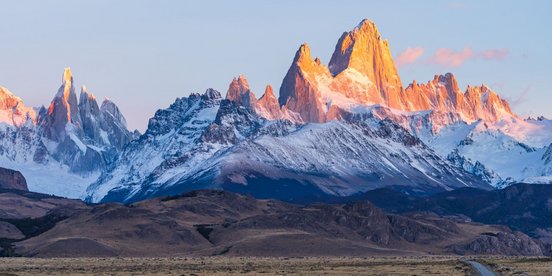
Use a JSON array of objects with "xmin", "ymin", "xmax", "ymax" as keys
[
  {"xmin": 0, "ymin": 167, "xmax": 28, "ymax": 191},
  {"xmin": 450, "ymin": 231, "xmax": 544, "ymax": 256}
]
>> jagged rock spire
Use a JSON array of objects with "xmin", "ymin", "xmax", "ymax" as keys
[
  {"xmin": 329, "ymin": 18, "xmax": 405, "ymax": 109},
  {"xmin": 79, "ymin": 85, "xmax": 102, "ymax": 143},
  {"xmin": 278, "ymin": 43, "xmax": 329, "ymax": 123},
  {"xmin": 42, "ymin": 67, "xmax": 82, "ymax": 141},
  {"xmin": 38, "ymin": 68, "xmax": 132, "ymax": 151},
  {"xmin": 257, "ymin": 85, "xmax": 282, "ymax": 120},
  {"xmin": 226, "ymin": 75, "xmax": 257, "ymax": 110}
]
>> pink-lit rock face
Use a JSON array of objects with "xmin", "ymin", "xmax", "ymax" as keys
[
  {"xmin": 279, "ymin": 19, "xmax": 408, "ymax": 123},
  {"xmin": 279, "ymin": 43, "xmax": 329, "ymax": 123},
  {"xmin": 226, "ymin": 75, "xmax": 258, "ymax": 110},
  {"xmin": 256, "ymin": 85, "xmax": 282, "ymax": 120},
  {"xmin": 0, "ymin": 87, "xmax": 36, "ymax": 126},
  {"xmin": 224, "ymin": 75, "xmax": 303, "ymax": 122},
  {"xmin": 329, "ymin": 19, "xmax": 405, "ymax": 109},
  {"xmin": 405, "ymin": 73, "xmax": 515, "ymax": 122}
]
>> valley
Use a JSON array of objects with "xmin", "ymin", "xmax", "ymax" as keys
[
  {"xmin": 1, "ymin": 256, "xmax": 551, "ymax": 275},
  {"xmin": 0, "ymin": 256, "xmax": 476, "ymax": 275}
]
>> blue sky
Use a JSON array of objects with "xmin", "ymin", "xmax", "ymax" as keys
[{"xmin": 1, "ymin": 0, "xmax": 550, "ymax": 131}]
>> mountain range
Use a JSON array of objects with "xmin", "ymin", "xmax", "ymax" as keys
[{"xmin": 0, "ymin": 18, "xmax": 551, "ymax": 203}]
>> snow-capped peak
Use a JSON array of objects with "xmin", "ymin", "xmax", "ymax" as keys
[{"xmin": 0, "ymin": 86, "xmax": 36, "ymax": 126}]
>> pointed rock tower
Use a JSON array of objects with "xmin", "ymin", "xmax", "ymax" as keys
[
  {"xmin": 328, "ymin": 19, "xmax": 405, "ymax": 109},
  {"xmin": 279, "ymin": 43, "xmax": 330, "ymax": 122},
  {"xmin": 256, "ymin": 85, "xmax": 284, "ymax": 120},
  {"xmin": 42, "ymin": 68, "xmax": 82, "ymax": 141},
  {"xmin": 226, "ymin": 75, "xmax": 258, "ymax": 111},
  {"xmin": 35, "ymin": 68, "xmax": 133, "ymax": 173},
  {"xmin": 79, "ymin": 85, "xmax": 102, "ymax": 143}
]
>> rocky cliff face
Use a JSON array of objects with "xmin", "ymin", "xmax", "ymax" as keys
[
  {"xmin": 278, "ymin": 19, "xmax": 408, "ymax": 122},
  {"xmin": 226, "ymin": 75, "xmax": 258, "ymax": 111},
  {"xmin": 79, "ymin": 86, "xmax": 102, "ymax": 144},
  {"xmin": 542, "ymin": 143, "xmax": 552, "ymax": 165},
  {"xmin": 40, "ymin": 69, "xmax": 131, "ymax": 152},
  {"xmin": 329, "ymin": 19, "xmax": 405, "ymax": 109},
  {"xmin": 41, "ymin": 68, "xmax": 83, "ymax": 142},
  {"xmin": 0, "ymin": 167, "xmax": 28, "ymax": 191},
  {"xmin": 99, "ymin": 98, "xmax": 131, "ymax": 150},
  {"xmin": 279, "ymin": 44, "xmax": 329, "ymax": 123},
  {"xmin": 255, "ymin": 85, "xmax": 283, "ymax": 120}
]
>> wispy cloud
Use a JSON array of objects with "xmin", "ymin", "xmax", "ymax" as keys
[
  {"xmin": 510, "ymin": 85, "xmax": 532, "ymax": 108},
  {"xmin": 427, "ymin": 48, "xmax": 474, "ymax": 67},
  {"xmin": 479, "ymin": 48, "xmax": 509, "ymax": 60},
  {"xmin": 396, "ymin": 47, "xmax": 425, "ymax": 68},
  {"xmin": 425, "ymin": 47, "xmax": 509, "ymax": 67}
]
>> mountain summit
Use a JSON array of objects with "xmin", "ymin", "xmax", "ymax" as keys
[
  {"xmin": 0, "ymin": 68, "xmax": 133, "ymax": 197},
  {"xmin": 226, "ymin": 75, "xmax": 258, "ymax": 110},
  {"xmin": 0, "ymin": 87, "xmax": 35, "ymax": 126},
  {"xmin": 279, "ymin": 19, "xmax": 407, "ymax": 122},
  {"xmin": 329, "ymin": 18, "xmax": 405, "ymax": 109},
  {"xmin": 278, "ymin": 19, "xmax": 516, "ymax": 125},
  {"xmin": 42, "ymin": 67, "xmax": 82, "ymax": 141}
]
